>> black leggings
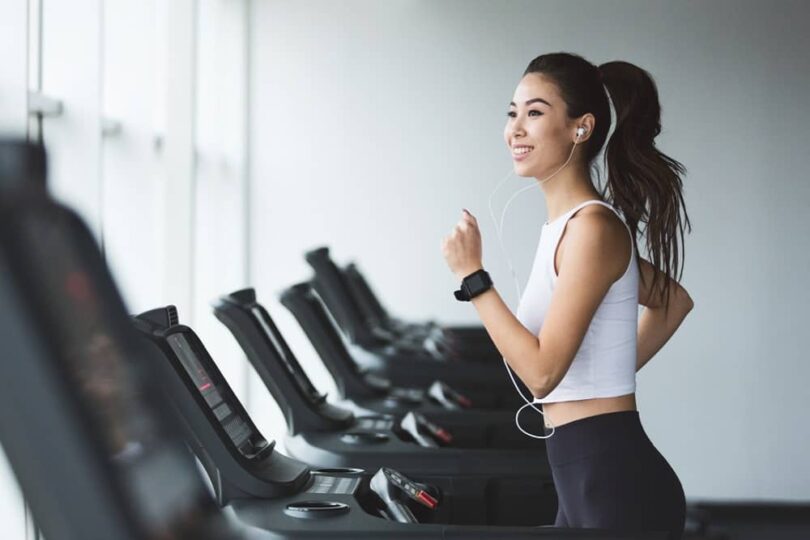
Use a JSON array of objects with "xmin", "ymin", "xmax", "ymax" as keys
[{"xmin": 545, "ymin": 410, "xmax": 686, "ymax": 539}]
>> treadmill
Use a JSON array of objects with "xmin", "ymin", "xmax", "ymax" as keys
[
  {"xmin": 134, "ymin": 306, "xmax": 557, "ymax": 527},
  {"xmin": 133, "ymin": 306, "xmax": 671, "ymax": 538},
  {"xmin": 304, "ymin": 246, "xmax": 529, "ymax": 398},
  {"xmin": 222, "ymin": 285, "xmax": 544, "ymax": 450},
  {"xmin": 342, "ymin": 261, "xmax": 499, "ymax": 359},
  {"xmin": 277, "ymin": 281, "xmax": 517, "ymax": 411},
  {"xmin": 137, "ymin": 305, "xmax": 550, "ymax": 473},
  {"xmin": 0, "ymin": 139, "xmax": 257, "ymax": 540}
]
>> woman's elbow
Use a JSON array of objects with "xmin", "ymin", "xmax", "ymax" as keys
[
  {"xmin": 677, "ymin": 286, "xmax": 695, "ymax": 311},
  {"xmin": 529, "ymin": 374, "xmax": 554, "ymax": 400},
  {"xmin": 679, "ymin": 296, "xmax": 695, "ymax": 317}
]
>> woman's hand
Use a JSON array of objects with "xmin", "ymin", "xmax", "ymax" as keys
[{"xmin": 441, "ymin": 209, "xmax": 483, "ymax": 280}]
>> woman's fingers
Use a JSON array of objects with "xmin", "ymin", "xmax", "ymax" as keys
[{"xmin": 442, "ymin": 209, "xmax": 483, "ymax": 277}]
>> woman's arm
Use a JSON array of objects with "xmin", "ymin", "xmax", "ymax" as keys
[
  {"xmin": 636, "ymin": 258, "xmax": 694, "ymax": 371},
  {"xmin": 442, "ymin": 210, "xmax": 624, "ymax": 397},
  {"xmin": 441, "ymin": 211, "xmax": 550, "ymax": 393},
  {"xmin": 468, "ymin": 286, "xmax": 548, "ymax": 394}
]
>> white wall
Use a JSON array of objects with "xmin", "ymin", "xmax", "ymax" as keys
[
  {"xmin": 192, "ymin": 0, "xmax": 253, "ymax": 406},
  {"xmin": 250, "ymin": 0, "xmax": 810, "ymax": 501},
  {"xmin": 41, "ymin": 0, "xmax": 104, "ymax": 237},
  {"xmin": 101, "ymin": 0, "xmax": 166, "ymax": 314},
  {"xmin": 0, "ymin": 0, "xmax": 28, "ymax": 138}
]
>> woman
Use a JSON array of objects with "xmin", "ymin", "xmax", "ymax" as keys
[{"xmin": 441, "ymin": 52, "xmax": 693, "ymax": 538}]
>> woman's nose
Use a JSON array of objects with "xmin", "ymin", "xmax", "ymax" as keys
[
  {"xmin": 509, "ymin": 125, "xmax": 525, "ymax": 141},
  {"xmin": 509, "ymin": 118, "xmax": 526, "ymax": 138}
]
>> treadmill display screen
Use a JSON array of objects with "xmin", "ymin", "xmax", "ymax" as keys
[
  {"xmin": 20, "ymin": 209, "xmax": 220, "ymax": 538},
  {"xmin": 166, "ymin": 332, "xmax": 266, "ymax": 458}
]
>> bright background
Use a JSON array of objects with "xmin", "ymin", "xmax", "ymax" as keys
[{"xmin": 2, "ymin": 1, "xmax": 809, "ymax": 536}]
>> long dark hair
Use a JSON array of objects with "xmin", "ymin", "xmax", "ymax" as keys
[{"xmin": 523, "ymin": 52, "xmax": 691, "ymax": 312}]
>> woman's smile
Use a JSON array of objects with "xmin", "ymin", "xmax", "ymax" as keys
[{"xmin": 512, "ymin": 144, "xmax": 535, "ymax": 161}]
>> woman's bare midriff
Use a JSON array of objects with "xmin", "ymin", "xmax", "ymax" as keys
[{"xmin": 541, "ymin": 393, "xmax": 637, "ymax": 428}]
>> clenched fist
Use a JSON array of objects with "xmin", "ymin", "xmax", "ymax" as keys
[{"xmin": 441, "ymin": 209, "xmax": 483, "ymax": 280}]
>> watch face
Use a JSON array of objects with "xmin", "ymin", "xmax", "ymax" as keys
[
  {"xmin": 464, "ymin": 271, "xmax": 491, "ymax": 297},
  {"xmin": 458, "ymin": 270, "xmax": 491, "ymax": 301},
  {"xmin": 467, "ymin": 274, "xmax": 485, "ymax": 290}
]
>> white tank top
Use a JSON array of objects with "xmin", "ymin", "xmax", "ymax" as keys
[{"xmin": 516, "ymin": 200, "xmax": 639, "ymax": 403}]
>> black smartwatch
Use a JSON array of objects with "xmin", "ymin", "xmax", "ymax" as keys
[{"xmin": 454, "ymin": 269, "xmax": 493, "ymax": 302}]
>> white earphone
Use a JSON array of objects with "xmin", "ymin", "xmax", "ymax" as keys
[{"xmin": 576, "ymin": 126, "xmax": 587, "ymax": 138}]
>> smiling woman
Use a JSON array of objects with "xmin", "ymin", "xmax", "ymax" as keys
[{"xmin": 442, "ymin": 51, "xmax": 693, "ymax": 538}]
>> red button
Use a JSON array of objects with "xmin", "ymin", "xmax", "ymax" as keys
[
  {"xmin": 435, "ymin": 429, "xmax": 453, "ymax": 444},
  {"xmin": 416, "ymin": 490, "xmax": 438, "ymax": 509},
  {"xmin": 456, "ymin": 395, "xmax": 473, "ymax": 407}
]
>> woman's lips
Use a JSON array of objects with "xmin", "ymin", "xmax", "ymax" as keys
[{"xmin": 512, "ymin": 147, "xmax": 534, "ymax": 161}]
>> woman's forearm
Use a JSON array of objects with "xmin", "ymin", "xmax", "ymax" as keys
[
  {"xmin": 470, "ymin": 287, "xmax": 546, "ymax": 394},
  {"xmin": 636, "ymin": 301, "xmax": 694, "ymax": 372}
]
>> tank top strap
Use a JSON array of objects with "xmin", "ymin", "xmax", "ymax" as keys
[
  {"xmin": 566, "ymin": 199, "xmax": 608, "ymax": 219},
  {"xmin": 569, "ymin": 199, "xmax": 619, "ymax": 219},
  {"xmin": 565, "ymin": 200, "xmax": 632, "ymax": 238},
  {"xmin": 548, "ymin": 199, "xmax": 618, "ymax": 225}
]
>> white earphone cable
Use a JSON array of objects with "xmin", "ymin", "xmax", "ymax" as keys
[{"xmin": 486, "ymin": 133, "xmax": 584, "ymax": 440}]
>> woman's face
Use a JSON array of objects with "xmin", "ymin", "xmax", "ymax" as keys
[{"xmin": 504, "ymin": 73, "xmax": 577, "ymax": 179}]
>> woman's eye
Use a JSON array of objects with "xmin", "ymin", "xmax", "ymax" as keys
[{"xmin": 505, "ymin": 110, "xmax": 543, "ymax": 118}]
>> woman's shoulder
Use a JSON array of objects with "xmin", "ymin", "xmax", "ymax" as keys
[
  {"xmin": 569, "ymin": 203, "xmax": 627, "ymax": 233},
  {"xmin": 561, "ymin": 204, "xmax": 631, "ymax": 281}
]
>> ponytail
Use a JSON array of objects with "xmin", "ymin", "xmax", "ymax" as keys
[
  {"xmin": 598, "ymin": 61, "xmax": 691, "ymax": 312},
  {"xmin": 523, "ymin": 53, "xmax": 691, "ymax": 311}
]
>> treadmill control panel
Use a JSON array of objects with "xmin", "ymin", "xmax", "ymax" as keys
[
  {"xmin": 417, "ymin": 413, "xmax": 452, "ymax": 444},
  {"xmin": 368, "ymin": 467, "xmax": 441, "ymax": 523},
  {"xmin": 166, "ymin": 333, "xmax": 268, "ymax": 459},
  {"xmin": 398, "ymin": 412, "xmax": 453, "ymax": 447},
  {"xmin": 381, "ymin": 467, "xmax": 438, "ymax": 510},
  {"xmin": 427, "ymin": 380, "xmax": 473, "ymax": 409}
]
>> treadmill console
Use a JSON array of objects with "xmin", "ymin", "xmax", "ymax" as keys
[
  {"xmin": 214, "ymin": 289, "xmax": 355, "ymax": 434},
  {"xmin": 166, "ymin": 331, "xmax": 270, "ymax": 459},
  {"xmin": 134, "ymin": 305, "xmax": 311, "ymax": 503}
]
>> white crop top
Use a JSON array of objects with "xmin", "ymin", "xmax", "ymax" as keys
[{"xmin": 516, "ymin": 200, "xmax": 639, "ymax": 404}]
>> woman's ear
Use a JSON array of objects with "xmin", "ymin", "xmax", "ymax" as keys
[{"xmin": 574, "ymin": 114, "xmax": 596, "ymax": 142}]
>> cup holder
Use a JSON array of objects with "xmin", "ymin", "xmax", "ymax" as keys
[
  {"xmin": 340, "ymin": 431, "xmax": 390, "ymax": 445},
  {"xmin": 310, "ymin": 467, "xmax": 365, "ymax": 476},
  {"xmin": 284, "ymin": 501, "xmax": 350, "ymax": 519}
]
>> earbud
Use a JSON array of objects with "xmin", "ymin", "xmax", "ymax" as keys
[{"xmin": 576, "ymin": 126, "xmax": 587, "ymax": 138}]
